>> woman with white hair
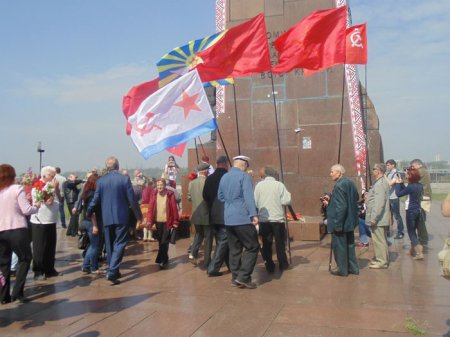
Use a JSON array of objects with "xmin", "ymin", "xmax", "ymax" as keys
[{"xmin": 30, "ymin": 166, "xmax": 63, "ymax": 280}]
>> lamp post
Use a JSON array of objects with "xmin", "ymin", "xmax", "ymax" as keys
[{"xmin": 37, "ymin": 141, "xmax": 45, "ymax": 170}]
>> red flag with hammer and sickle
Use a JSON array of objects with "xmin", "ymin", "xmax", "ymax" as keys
[{"xmin": 346, "ymin": 23, "xmax": 367, "ymax": 64}]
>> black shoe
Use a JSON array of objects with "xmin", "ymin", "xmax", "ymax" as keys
[
  {"xmin": 46, "ymin": 270, "xmax": 63, "ymax": 278},
  {"xmin": 12, "ymin": 295, "xmax": 30, "ymax": 303},
  {"xmin": 81, "ymin": 268, "xmax": 91, "ymax": 274},
  {"xmin": 1, "ymin": 298, "xmax": 11, "ymax": 305},
  {"xmin": 106, "ymin": 275, "xmax": 120, "ymax": 285},
  {"xmin": 34, "ymin": 273, "xmax": 47, "ymax": 281},
  {"xmin": 330, "ymin": 268, "xmax": 347, "ymax": 277},
  {"xmin": 235, "ymin": 279, "xmax": 257, "ymax": 289},
  {"xmin": 265, "ymin": 261, "xmax": 275, "ymax": 274},
  {"xmin": 207, "ymin": 271, "xmax": 223, "ymax": 277},
  {"xmin": 61, "ymin": 224, "xmax": 67, "ymax": 228},
  {"xmin": 159, "ymin": 263, "xmax": 168, "ymax": 270},
  {"xmin": 395, "ymin": 234, "xmax": 404, "ymax": 239},
  {"xmin": 231, "ymin": 279, "xmax": 241, "ymax": 287}
]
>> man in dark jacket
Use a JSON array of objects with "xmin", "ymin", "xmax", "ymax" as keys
[
  {"xmin": 63, "ymin": 174, "xmax": 83, "ymax": 236},
  {"xmin": 203, "ymin": 156, "xmax": 229, "ymax": 277},
  {"xmin": 326, "ymin": 164, "xmax": 359, "ymax": 276}
]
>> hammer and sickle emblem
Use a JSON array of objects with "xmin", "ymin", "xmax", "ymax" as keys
[{"xmin": 350, "ymin": 28, "xmax": 363, "ymax": 48}]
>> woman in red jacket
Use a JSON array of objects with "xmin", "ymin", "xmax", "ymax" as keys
[{"xmin": 143, "ymin": 178, "xmax": 179, "ymax": 269}]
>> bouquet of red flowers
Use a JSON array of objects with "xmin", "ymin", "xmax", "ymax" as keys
[
  {"xmin": 179, "ymin": 213, "xmax": 191, "ymax": 221},
  {"xmin": 32, "ymin": 179, "xmax": 55, "ymax": 203}
]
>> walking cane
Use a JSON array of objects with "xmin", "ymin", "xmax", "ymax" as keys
[
  {"xmin": 284, "ymin": 207, "xmax": 292, "ymax": 265},
  {"xmin": 328, "ymin": 234, "xmax": 333, "ymax": 271}
]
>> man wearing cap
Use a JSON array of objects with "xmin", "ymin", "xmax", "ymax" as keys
[
  {"xmin": 188, "ymin": 162, "xmax": 212, "ymax": 267},
  {"xmin": 218, "ymin": 155, "xmax": 259, "ymax": 289},
  {"xmin": 203, "ymin": 155, "xmax": 230, "ymax": 277},
  {"xmin": 254, "ymin": 166, "xmax": 291, "ymax": 273}
]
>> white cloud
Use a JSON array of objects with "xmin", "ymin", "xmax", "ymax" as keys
[{"xmin": 21, "ymin": 64, "xmax": 156, "ymax": 104}]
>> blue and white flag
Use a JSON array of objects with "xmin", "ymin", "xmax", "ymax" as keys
[{"xmin": 127, "ymin": 69, "xmax": 217, "ymax": 159}]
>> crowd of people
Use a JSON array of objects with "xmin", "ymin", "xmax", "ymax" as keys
[
  {"xmin": 0, "ymin": 154, "xmax": 446, "ymax": 303},
  {"xmin": 322, "ymin": 158, "xmax": 434, "ymax": 276}
]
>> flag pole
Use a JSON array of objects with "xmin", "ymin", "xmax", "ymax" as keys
[
  {"xmin": 337, "ymin": 66, "xmax": 346, "ymax": 164},
  {"xmin": 363, "ymin": 64, "xmax": 372, "ymax": 187},
  {"xmin": 216, "ymin": 125, "xmax": 233, "ymax": 166},
  {"xmin": 269, "ymin": 72, "xmax": 291, "ymax": 264},
  {"xmin": 330, "ymin": 66, "xmax": 347, "ymax": 272},
  {"xmin": 232, "ymin": 84, "xmax": 241, "ymax": 154},
  {"xmin": 194, "ymin": 138, "xmax": 200, "ymax": 164}
]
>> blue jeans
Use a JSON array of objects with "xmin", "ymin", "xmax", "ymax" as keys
[
  {"xmin": 390, "ymin": 199, "xmax": 404, "ymax": 235},
  {"xmin": 59, "ymin": 198, "xmax": 66, "ymax": 226},
  {"xmin": 358, "ymin": 218, "xmax": 371, "ymax": 244},
  {"xmin": 406, "ymin": 209, "xmax": 420, "ymax": 246},
  {"xmin": 82, "ymin": 219, "xmax": 101, "ymax": 271}
]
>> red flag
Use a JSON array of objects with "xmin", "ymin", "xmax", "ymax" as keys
[
  {"xmin": 346, "ymin": 23, "xmax": 367, "ymax": 64},
  {"xmin": 272, "ymin": 6, "xmax": 347, "ymax": 75},
  {"xmin": 122, "ymin": 78, "xmax": 159, "ymax": 135},
  {"xmin": 166, "ymin": 143, "xmax": 187, "ymax": 157},
  {"xmin": 194, "ymin": 13, "xmax": 271, "ymax": 82}
]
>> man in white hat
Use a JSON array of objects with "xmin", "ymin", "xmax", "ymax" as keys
[{"xmin": 218, "ymin": 155, "xmax": 259, "ymax": 289}]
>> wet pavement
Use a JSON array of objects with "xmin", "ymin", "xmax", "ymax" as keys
[{"xmin": 1, "ymin": 201, "xmax": 449, "ymax": 337}]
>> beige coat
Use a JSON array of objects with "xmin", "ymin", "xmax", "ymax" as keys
[{"xmin": 366, "ymin": 176, "xmax": 390, "ymax": 227}]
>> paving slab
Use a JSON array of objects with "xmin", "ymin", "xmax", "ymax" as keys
[{"xmin": 0, "ymin": 201, "xmax": 449, "ymax": 336}]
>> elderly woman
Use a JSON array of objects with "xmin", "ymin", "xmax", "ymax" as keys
[
  {"xmin": 0, "ymin": 164, "xmax": 40, "ymax": 304},
  {"xmin": 143, "ymin": 178, "xmax": 179, "ymax": 269},
  {"xmin": 391, "ymin": 167, "xmax": 424, "ymax": 260},
  {"xmin": 30, "ymin": 166, "xmax": 62, "ymax": 280}
]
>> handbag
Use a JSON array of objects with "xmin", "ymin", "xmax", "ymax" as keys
[
  {"xmin": 78, "ymin": 231, "xmax": 89, "ymax": 250},
  {"xmin": 438, "ymin": 238, "xmax": 450, "ymax": 277},
  {"xmin": 137, "ymin": 204, "xmax": 149, "ymax": 230},
  {"xmin": 169, "ymin": 227, "xmax": 177, "ymax": 244}
]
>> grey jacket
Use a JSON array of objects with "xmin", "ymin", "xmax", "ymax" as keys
[
  {"xmin": 366, "ymin": 176, "xmax": 390, "ymax": 227},
  {"xmin": 188, "ymin": 175, "xmax": 209, "ymax": 226}
]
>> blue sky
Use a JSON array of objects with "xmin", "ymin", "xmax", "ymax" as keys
[{"xmin": 1, "ymin": 0, "xmax": 449, "ymax": 174}]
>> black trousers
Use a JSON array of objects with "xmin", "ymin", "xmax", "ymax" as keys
[
  {"xmin": 259, "ymin": 222, "xmax": 289, "ymax": 269},
  {"xmin": 0, "ymin": 228, "xmax": 32, "ymax": 302},
  {"xmin": 154, "ymin": 222, "xmax": 170, "ymax": 265},
  {"xmin": 332, "ymin": 231, "xmax": 359, "ymax": 276},
  {"xmin": 226, "ymin": 224, "xmax": 259, "ymax": 283},
  {"xmin": 31, "ymin": 222, "xmax": 57, "ymax": 276},
  {"xmin": 66, "ymin": 202, "xmax": 79, "ymax": 236}
]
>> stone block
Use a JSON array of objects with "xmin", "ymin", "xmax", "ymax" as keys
[{"xmin": 288, "ymin": 217, "xmax": 326, "ymax": 241}]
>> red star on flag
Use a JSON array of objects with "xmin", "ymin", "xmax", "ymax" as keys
[{"xmin": 174, "ymin": 90, "xmax": 201, "ymax": 118}]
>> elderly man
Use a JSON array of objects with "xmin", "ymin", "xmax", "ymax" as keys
[
  {"xmin": 410, "ymin": 159, "xmax": 432, "ymax": 247},
  {"xmin": 218, "ymin": 155, "xmax": 259, "ymax": 289},
  {"xmin": 188, "ymin": 162, "xmax": 211, "ymax": 267},
  {"xmin": 366, "ymin": 163, "xmax": 390, "ymax": 269},
  {"xmin": 254, "ymin": 166, "xmax": 291, "ymax": 273},
  {"xmin": 326, "ymin": 164, "xmax": 359, "ymax": 276},
  {"xmin": 87, "ymin": 156, "xmax": 142, "ymax": 284},
  {"xmin": 63, "ymin": 174, "xmax": 83, "ymax": 237}
]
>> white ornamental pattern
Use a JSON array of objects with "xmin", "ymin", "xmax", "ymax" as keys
[
  {"xmin": 336, "ymin": 0, "xmax": 367, "ymax": 191},
  {"xmin": 215, "ymin": 0, "xmax": 226, "ymax": 119}
]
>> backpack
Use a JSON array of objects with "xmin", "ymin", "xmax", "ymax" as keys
[{"xmin": 438, "ymin": 238, "xmax": 450, "ymax": 278}]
